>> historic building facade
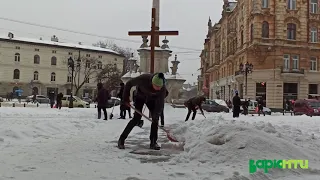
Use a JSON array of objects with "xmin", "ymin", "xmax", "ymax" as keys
[
  {"xmin": 199, "ymin": 0, "xmax": 320, "ymax": 109},
  {"xmin": 0, "ymin": 32, "xmax": 125, "ymax": 98}
]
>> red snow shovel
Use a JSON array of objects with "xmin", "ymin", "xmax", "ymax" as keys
[{"xmin": 128, "ymin": 104, "xmax": 179, "ymax": 142}]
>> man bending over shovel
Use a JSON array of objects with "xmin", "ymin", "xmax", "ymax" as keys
[{"xmin": 118, "ymin": 72, "xmax": 168, "ymax": 150}]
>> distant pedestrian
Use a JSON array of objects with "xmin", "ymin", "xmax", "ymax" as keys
[
  {"xmin": 96, "ymin": 83, "xmax": 109, "ymax": 120},
  {"xmin": 232, "ymin": 92, "xmax": 241, "ymax": 118}
]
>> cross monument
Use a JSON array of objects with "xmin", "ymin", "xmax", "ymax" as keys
[{"xmin": 128, "ymin": 4, "xmax": 179, "ymax": 73}]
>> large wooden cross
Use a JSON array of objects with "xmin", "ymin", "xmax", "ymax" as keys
[{"xmin": 128, "ymin": 8, "xmax": 179, "ymax": 73}]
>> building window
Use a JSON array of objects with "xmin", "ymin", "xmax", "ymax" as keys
[
  {"xmin": 68, "ymin": 52, "xmax": 73, "ymax": 55},
  {"xmin": 311, "ymin": 27, "xmax": 318, "ymax": 42},
  {"xmin": 67, "ymin": 75, "xmax": 72, "ymax": 83},
  {"xmin": 287, "ymin": 23, "xmax": 296, "ymax": 40},
  {"xmin": 250, "ymin": 24, "xmax": 254, "ymax": 41},
  {"xmin": 287, "ymin": 0, "xmax": 296, "ymax": 10},
  {"xmin": 84, "ymin": 78, "xmax": 89, "ymax": 83},
  {"xmin": 34, "ymin": 71, "xmax": 39, "ymax": 80},
  {"xmin": 86, "ymin": 54, "xmax": 90, "ymax": 57},
  {"xmin": 51, "ymin": 56, "xmax": 57, "ymax": 65},
  {"xmin": 52, "ymin": 50, "xmax": 57, "ymax": 53},
  {"xmin": 240, "ymin": 31, "xmax": 244, "ymax": 45},
  {"xmin": 35, "ymin": 48, "xmax": 39, "ymax": 51},
  {"xmin": 34, "ymin": 55, "xmax": 40, "ymax": 64},
  {"xmin": 14, "ymin": 53, "xmax": 20, "ymax": 62},
  {"xmin": 311, "ymin": 0, "xmax": 318, "ymax": 13},
  {"xmin": 292, "ymin": 55, "xmax": 299, "ymax": 69},
  {"xmin": 15, "ymin": 46, "xmax": 20, "ymax": 49},
  {"xmin": 262, "ymin": 21, "xmax": 269, "ymax": 38},
  {"xmin": 51, "ymin": 72, "xmax": 56, "ymax": 82},
  {"xmin": 310, "ymin": 56, "xmax": 317, "ymax": 71},
  {"xmin": 283, "ymin": 54, "xmax": 290, "ymax": 69},
  {"xmin": 262, "ymin": 0, "xmax": 269, "ymax": 8},
  {"xmin": 308, "ymin": 84, "xmax": 318, "ymax": 98},
  {"xmin": 85, "ymin": 60, "xmax": 90, "ymax": 68},
  {"xmin": 97, "ymin": 61, "xmax": 102, "ymax": 69},
  {"xmin": 98, "ymin": 55, "xmax": 102, "ymax": 58},
  {"xmin": 13, "ymin": 69, "xmax": 20, "ymax": 79}
]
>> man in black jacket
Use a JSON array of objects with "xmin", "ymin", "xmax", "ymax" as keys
[
  {"xmin": 184, "ymin": 95, "xmax": 206, "ymax": 122},
  {"xmin": 232, "ymin": 92, "xmax": 241, "ymax": 118},
  {"xmin": 118, "ymin": 73, "xmax": 168, "ymax": 150}
]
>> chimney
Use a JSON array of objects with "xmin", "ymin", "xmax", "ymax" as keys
[
  {"xmin": 8, "ymin": 32, "xmax": 14, "ymax": 39},
  {"xmin": 51, "ymin": 35, "xmax": 59, "ymax": 42}
]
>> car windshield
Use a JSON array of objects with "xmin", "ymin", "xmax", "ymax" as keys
[
  {"xmin": 207, "ymin": 100, "xmax": 219, "ymax": 106},
  {"xmin": 308, "ymin": 101, "xmax": 320, "ymax": 108}
]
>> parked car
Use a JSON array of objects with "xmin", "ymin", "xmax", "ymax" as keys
[
  {"xmin": 202, "ymin": 99, "xmax": 229, "ymax": 113},
  {"xmin": 239, "ymin": 99, "xmax": 272, "ymax": 115},
  {"xmin": 293, "ymin": 99, "xmax": 320, "ymax": 116},
  {"xmin": 106, "ymin": 97, "xmax": 120, "ymax": 108},
  {"xmin": 82, "ymin": 97, "xmax": 92, "ymax": 104},
  {"xmin": 0, "ymin": 97, "xmax": 3, "ymax": 102},
  {"xmin": 26, "ymin": 95, "xmax": 50, "ymax": 104},
  {"xmin": 61, "ymin": 95, "xmax": 90, "ymax": 108}
]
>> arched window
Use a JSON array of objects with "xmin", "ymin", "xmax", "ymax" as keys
[
  {"xmin": 262, "ymin": 21, "xmax": 269, "ymax": 38},
  {"xmin": 15, "ymin": 53, "xmax": 20, "ymax": 62},
  {"xmin": 13, "ymin": 69, "xmax": 20, "ymax": 79},
  {"xmin": 287, "ymin": 23, "xmax": 296, "ymax": 40},
  {"xmin": 51, "ymin": 56, "xmax": 57, "ymax": 65},
  {"xmin": 50, "ymin": 72, "xmax": 56, "ymax": 81},
  {"xmin": 85, "ymin": 60, "xmax": 90, "ymax": 68},
  {"xmin": 311, "ymin": 27, "xmax": 318, "ymax": 43},
  {"xmin": 250, "ymin": 24, "xmax": 254, "ymax": 41},
  {"xmin": 34, "ymin": 71, "xmax": 39, "ymax": 80},
  {"xmin": 97, "ymin": 61, "xmax": 102, "ymax": 69},
  {"xmin": 34, "ymin": 55, "xmax": 40, "ymax": 64}
]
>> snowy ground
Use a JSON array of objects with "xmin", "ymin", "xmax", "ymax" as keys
[{"xmin": 1, "ymin": 105, "xmax": 320, "ymax": 180}]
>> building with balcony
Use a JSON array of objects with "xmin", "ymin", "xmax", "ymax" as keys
[
  {"xmin": 0, "ymin": 32, "xmax": 125, "ymax": 98},
  {"xmin": 199, "ymin": 0, "xmax": 320, "ymax": 110}
]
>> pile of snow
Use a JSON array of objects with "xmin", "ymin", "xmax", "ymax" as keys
[{"xmin": 168, "ymin": 115, "xmax": 320, "ymax": 179}]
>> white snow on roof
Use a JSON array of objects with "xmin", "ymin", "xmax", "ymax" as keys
[{"xmin": 0, "ymin": 34, "xmax": 121, "ymax": 56}]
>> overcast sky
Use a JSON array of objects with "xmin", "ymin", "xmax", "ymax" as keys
[{"xmin": 0, "ymin": 0, "xmax": 223, "ymax": 84}]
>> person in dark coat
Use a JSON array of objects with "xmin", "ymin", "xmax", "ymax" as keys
[
  {"xmin": 118, "ymin": 83, "xmax": 126, "ymax": 119},
  {"xmin": 49, "ymin": 91, "xmax": 55, "ymax": 108},
  {"xmin": 160, "ymin": 90, "xmax": 169, "ymax": 127},
  {"xmin": 118, "ymin": 73, "xmax": 168, "ymax": 150},
  {"xmin": 257, "ymin": 98, "xmax": 265, "ymax": 116},
  {"xmin": 184, "ymin": 95, "xmax": 206, "ymax": 122},
  {"xmin": 232, "ymin": 92, "xmax": 241, "ymax": 118},
  {"xmin": 96, "ymin": 82, "xmax": 109, "ymax": 120},
  {"xmin": 56, "ymin": 92, "xmax": 63, "ymax": 109}
]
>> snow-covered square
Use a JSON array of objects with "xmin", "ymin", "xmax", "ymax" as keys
[{"xmin": 1, "ymin": 105, "xmax": 320, "ymax": 180}]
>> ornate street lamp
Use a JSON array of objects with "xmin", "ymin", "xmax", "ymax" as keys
[
  {"xmin": 68, "ymin": 57, "xmax": 75, "ymax": 108},
  {"xmin": 239, "ymin": 62, "xmax": 253, "ymax": 98}
]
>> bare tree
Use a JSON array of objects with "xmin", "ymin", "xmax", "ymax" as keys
[
  {"xmin": 93, "ymin": 41, "xmax": 133, "ymax": 74},
  {"xmin": 96, "ymin": 64, "xmax": 122, "ymax": 94}
]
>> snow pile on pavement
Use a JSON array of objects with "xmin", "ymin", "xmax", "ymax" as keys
[{"xmin": 169, "ymin": 115, "xmax": 320, "ymax": 179}]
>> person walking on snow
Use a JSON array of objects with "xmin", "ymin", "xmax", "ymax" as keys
[
  {"xmin": 118, "ymin": 82, "xmax": 126, "ymax": 119},
  {"xmin": 96, "ymin": 82, "xmax": 109, "ymax": 120},
  {"xmin": 56, "ymin": 92, "xmax": 63, "ymax": 109},
  {"xmin": 117, "ymin": 73, "xmax": 168, "ymax": 150},
  {"xmin": 232, "ymin": 92, "xmax": 241, "ymax": 118},
  {"xmin": 184, "ymin": 95, "xmax": 206, "ymax": 122}
]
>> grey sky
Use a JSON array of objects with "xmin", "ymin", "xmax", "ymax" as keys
[{"xmin": 0, "ymin": 0, "xmax": 223, "ymax": 84}]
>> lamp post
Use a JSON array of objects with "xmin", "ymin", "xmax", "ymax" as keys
[
  {"xmin": 239, "ymin": 62, "xmax": 253, "ymax": 98},
  {"xmin": 68, "ymin": 57, "xmax": 75, "ymax": 108}
]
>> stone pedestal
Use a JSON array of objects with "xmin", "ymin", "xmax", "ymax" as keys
[{"xmin": 121, "ymin": 37, "xmax": 186, "ymax": 102}]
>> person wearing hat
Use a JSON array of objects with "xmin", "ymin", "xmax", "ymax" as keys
[{"xmin": 118, "ymin": 72, "xmax": 168, "ymax": 150}]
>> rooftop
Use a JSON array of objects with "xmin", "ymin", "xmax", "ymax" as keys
[{"xmin": 0, "ymin": 33, "xmax": 123, "ymax": 57}]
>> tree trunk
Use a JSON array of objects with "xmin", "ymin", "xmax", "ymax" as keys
[{"xmin": 75, "ymin": 88, "xmax": 80, "ymax": 97}]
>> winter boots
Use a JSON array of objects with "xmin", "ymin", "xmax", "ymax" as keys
[
  {"xmin": 136, "ymin": 120, "xmax": 144, "ymax": 128},
  {"xmin": 150, "ymin": 143, "xmax": 161, "ymax": 150},
  {"xmin": 118, "ymin": 138, "xmax": 125, "ymax": 149}
]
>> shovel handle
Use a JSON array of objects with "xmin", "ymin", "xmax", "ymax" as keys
[{"xmin": 128, "ymin": 104, "xmax": 168, "ymax": 133}]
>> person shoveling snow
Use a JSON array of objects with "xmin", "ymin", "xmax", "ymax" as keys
[{"xmin": 117, "ymin": 73, "xmax": 169, "ymax": 150}]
